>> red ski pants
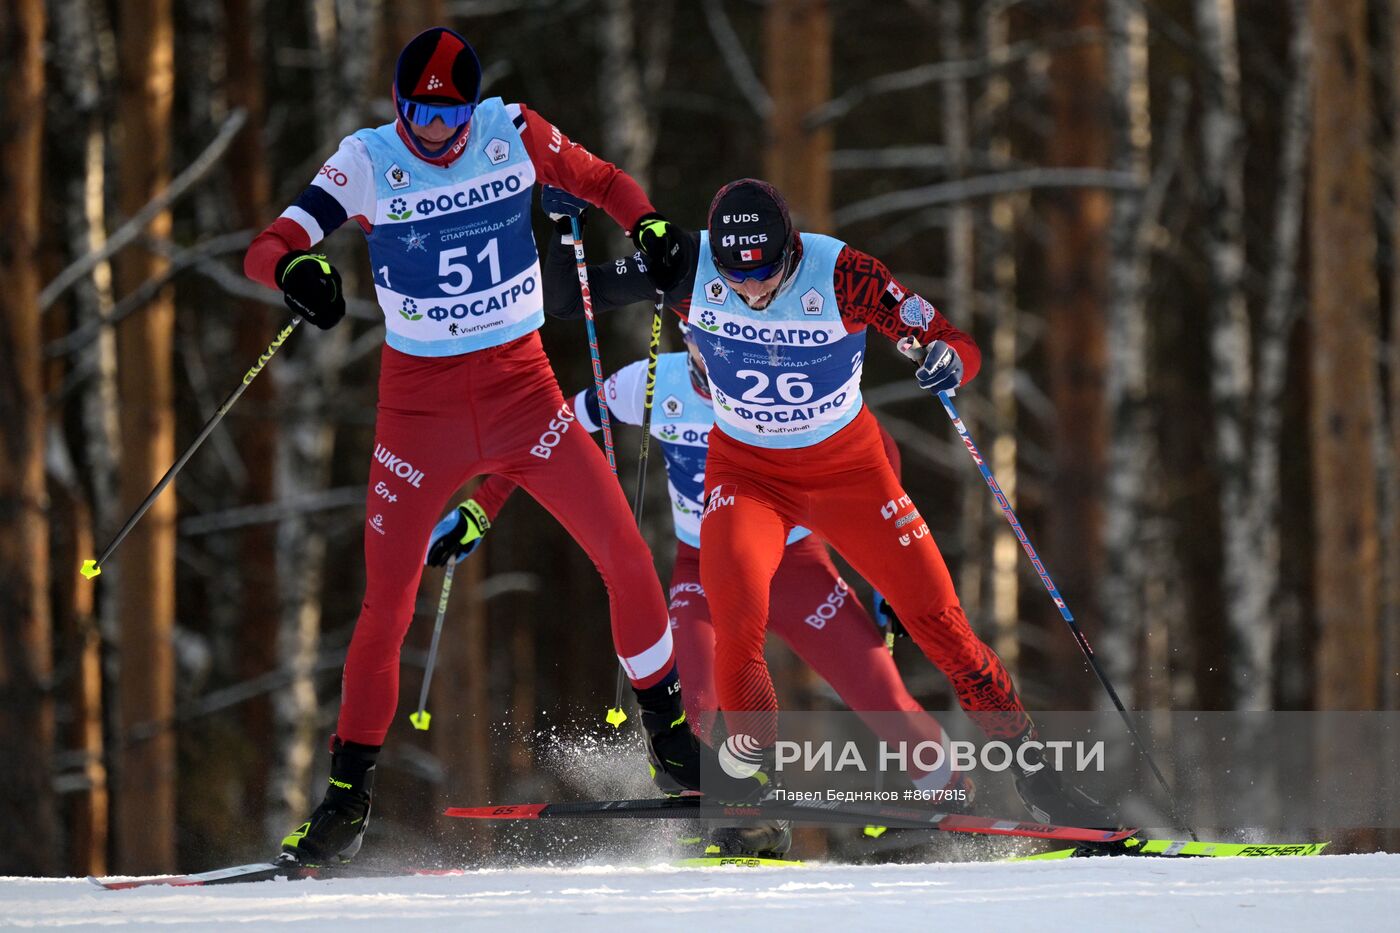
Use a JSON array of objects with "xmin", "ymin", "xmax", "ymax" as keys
[
  {"xmin": 338, "ymin": 334, "xmax": 672, "ymax": 745},
  {"xmin": 699, "ymin": 406, "xmax": 1030, "ymax": 747},
  {"xmin": 669, "ymin": 536, "xmax": 951, "ymax": 785}
]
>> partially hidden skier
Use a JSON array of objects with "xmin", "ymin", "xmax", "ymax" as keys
[{"xmin": 242, "ymin": 27, "xmax": 700, "ymax": 866}]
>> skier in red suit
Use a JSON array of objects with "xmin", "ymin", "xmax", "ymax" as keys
[
  {"xmin": 243, "ymin": 27, "xmax": 697, "ymax": 866},
  {"xmin": 505, "ymin": 181, "xmax": 1114, "ymax": 853}
]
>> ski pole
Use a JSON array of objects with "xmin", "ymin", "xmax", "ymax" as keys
[
  {"xmin": 409, "ymin": 560, "xmax": 456, "ymax": 731},
  {"xmin": 568, "ymin": 216, "xmax": 630, "ymax": 728},
  {"xmin": 608, "ymin": 292, "xmax": 666, "ymax": 725},
  {"xmin": 900, "ymin": 338, "xmax": 1193, "ymax": 837},
  {"xmin": 571, "ymin": 216, "xmax": 619, "ymax": 476},
  {"xmin": 80, "ymin": 317, "xmax": 302, "ymax": 580}
]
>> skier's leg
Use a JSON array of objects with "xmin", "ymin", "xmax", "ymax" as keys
[
  {"xmin": 288, "ymin": 347, "xmax": 480, "ymax": 863},
  {"xmin": 502, "ymin": 380, "xmax": 706, "ymax": 791},
  {"xmin": 766, "ymin": 536, "xmax": 954, "ymax": 791},
  {"xmin": 802, "ymin": 411, "xmax": 1031, "ymax": 743},
  {"xmin": 666, "ymin": 543, "xmax": 720, "ymax": 743},
  {"xmin": 698, "ymin": 439, "xmax": 791, "ymax": 751}
]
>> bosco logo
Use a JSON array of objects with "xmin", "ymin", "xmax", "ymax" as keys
[
  {"xmin": 531, "ymin": 403, "xmax": 576, "ymax": 459},
  {"xmin": 318, "ymin": 163, "xmax": 348, "ymax": 187}
]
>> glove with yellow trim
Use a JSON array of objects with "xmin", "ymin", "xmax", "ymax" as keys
[
  {"xmin": 275, "ymin": 250, "xmax": 345, "ymax": 329},
  {"xmin": 424, "ymin": 499, "xmax": 491, "ymax": 566},
  {"xmin": 632, "ymin": 212, "xmax": 688, "ymax": 292}
]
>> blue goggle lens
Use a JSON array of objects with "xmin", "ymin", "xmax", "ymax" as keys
[
  {"xmin": 399, "ymin": 99, "xmax": 474, "ymax": 127},
  {"xmin": 714, "ymin": 256, "xmax": 784, "ymax": 283}
]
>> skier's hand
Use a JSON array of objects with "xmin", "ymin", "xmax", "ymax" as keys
[
  {"xmin": 541, "ymin": 186, "xmax": 590, "ymax": 223},
  {"xmin": 424, "ymin": 499, "xmax": 491, "ymax": 566},
  {"xmin": 632, "ymin": 213, "xmax": 688, "ymax": 292},
  {"xmin": 275, "ymin": 251, "xmax": 345, "ymax": 330},
  {"xmin": 873, "ymin": 591, "xmax": 908, "ymax": 640},
  {"xmin": 915, "ymin": 339, "xmax": 964, "ymax": 396}
]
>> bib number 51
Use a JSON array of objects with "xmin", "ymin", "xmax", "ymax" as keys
[{"xmin": 438, "ymin": 239, "xmax": 502, "ymax": 295}]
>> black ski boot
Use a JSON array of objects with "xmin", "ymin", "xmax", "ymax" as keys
[
  {"xmin": 279, "ymin": 736, "xmax": 378, "ymax": 865},
  {"xmin": 1012, "ymin": 739, "xmax": 1116, "ymax": 828},
  {"xmin": 706, "ymin": 819, "xmax": 793, "ymax": 857},
  {"xmin": 636, "ymin": 666, "xmax": 702, "ymax": 795}
]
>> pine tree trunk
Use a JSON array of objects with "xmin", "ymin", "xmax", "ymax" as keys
[
  {"xmin": 113, "ymin": 0, "xmax": 177, "ymax": 874},
  {"xmin": 764, "ymin": 0, "xmax": 832, "ymax": 232},
  {"xmin": 1308, "ymin": 0, "xmax": 1382, "ymax": 711},
  {"xmin": 221, "ymin": 0, "xmax": 284, "ymax": 831},
  {"xmin": 1042, "ymin": 0, "xmax": 1110, "ymax": 705},
  {"xmin": 0, "ymin": 0, "xmax": 59, "ymax": 876}
]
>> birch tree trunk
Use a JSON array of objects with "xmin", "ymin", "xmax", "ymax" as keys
[
  {"xmin": 940, "ymin": 0, "xmax": 985, "ymax": 625},
  {"xmin": 975, "ymin": 2, "xmax": 1021, "ymax": 673},
  {"xmin": 1255, "ymin": 0, "xmax": 1311, "ymax": 707},
  {"xmin": 1308, "ymin": 0, "xmax": 1382, "ymax": 710},
  {"xmin": 1100, "ymin": 0, "xmax": 1152, "ymax": 706},
  {"xmin": 113, "ymin": 0, "xmax": 178, "ymax": 874},
  {"xmin": 1043, "ymin": 0, "xmax": 1110, "ymax": 705},
  {"xmin": 1195, "ymin": 0, "xmax": 1266, "ymax": 709},
  {"xmin": 267, "ymin": 0, "xmax": 378, "ymax": 837},
  {"xmin": 0, "ymin": 0, "xmax": 59, "ymax": 876}
]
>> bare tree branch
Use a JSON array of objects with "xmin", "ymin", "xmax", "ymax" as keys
[
  {"xmin": 178, "ymin": 486, "xmax": 369, "ymax": 536},
  {"xmin": 833, "ymin": 168, "xmax": 1141, "ymax": 227},
  {"xmin": 39, "ymin": 108, "xmax": 248, "ymax": 312},
  {"xmin": 701, "ymin": 0, "xmax": 773, "ymax": 118},
  {"xmin": 806, "ymin": 27, "xmax": 1102, "ymax": 128}
]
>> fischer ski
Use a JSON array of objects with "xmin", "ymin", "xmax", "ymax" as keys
[
  {"xmin": 88, "ymin": 860, "xmax": 465, "ymax": 890},
  {"xmin": 444, "ymin": 796, "xmax": 1135, "ymax": 846},
  {"xmin": 1011, "ymin": 838, "xmax": 1330, "ymax": 861},
  {"xmin": 674, "ymin": 856, "xmax": 804, "ymax": 868}
]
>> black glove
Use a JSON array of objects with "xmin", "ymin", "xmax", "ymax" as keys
[
  {"xmin": 873, "ymin": 591, "xmax": 907, "ymax": 641},
  {"xmin": 632, "ymin": 213, "xmax": 687, "ymax": 292},
  {"xmin": 541, "ymin": 185, "xmax": 590, "ymax": 236},
  {"xmin": 275, "ymin": 250, "xmax": 345, "ymax": 330},
  {"xmin": 424, "ymin": 499, "xmax": 491, "ymax": 567}
]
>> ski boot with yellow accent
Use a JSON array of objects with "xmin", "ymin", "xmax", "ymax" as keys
[
  {"xmin": 279, "ymin": 736, "xmax": 377, "ymax": 865},
  {"xmin": 637, "ymin": 666, "xmax": 702, "ymax": 796}
]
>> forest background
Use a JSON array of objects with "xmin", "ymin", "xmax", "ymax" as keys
[{"xmin": 1, "ymin": 0, "xmax": 1396, "ymax": 874}]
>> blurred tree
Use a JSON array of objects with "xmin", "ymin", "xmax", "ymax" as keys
[
  {"xmin": 224, "ymin": 0, "xmax": 282, "ymax": 829},
  {"xmin": 1041, "ymin": 0, "xmax": 1110, "ymax": 706},
  {"xmin": 1308, "ymin": 0, "xmax": 1382, "ymax": 710},
  {"xmin": 114, "ymin": 0, "xmax": 177, "ymax": 873},
  {"xmin": 0, "ymin": 0, "xmax": 59, "ymax": 877}
]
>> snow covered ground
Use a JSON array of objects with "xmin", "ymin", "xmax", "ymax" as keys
[{"xmin": 3, "ymin": 853, "xmax": 1398, "ymax": 932}]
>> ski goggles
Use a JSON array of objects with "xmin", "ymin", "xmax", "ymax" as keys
[
  {"xmin": 398, "ymin": 98, "xmax": 475, "ymax": 127},
  {"xmin": 713, "ymin": 254, "xmax": 785, "ymax": 283}
]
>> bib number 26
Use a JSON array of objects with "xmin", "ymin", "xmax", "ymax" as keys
[{"xmin": 736, "ymin": 369, "xmax": 815, "ymax": 404}]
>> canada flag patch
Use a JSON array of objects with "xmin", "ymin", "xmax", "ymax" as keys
[
  {"xmin": 881, "ymin": 279, "xmax": 907, "ymax": 308},
  {"xmin": 740, "ymin": 249, "xmax": 761, "ymax": 262}
]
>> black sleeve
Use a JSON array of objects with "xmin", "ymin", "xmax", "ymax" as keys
[
  {"xmin": 542, "ymin": 226, "xmax": 700, "ymax": 320},
  {"xmin": 580, "ymin": 386, "xmax": 604, "ymax": 426}
]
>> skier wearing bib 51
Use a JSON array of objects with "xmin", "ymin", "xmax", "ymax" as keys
[
  {"xmin": 524, "ymin": 178, "xmax": 1114, "ymax": 839},
  {"xmin": 242, "ymin": 26, "xmax": 698, "ymax": 867}
]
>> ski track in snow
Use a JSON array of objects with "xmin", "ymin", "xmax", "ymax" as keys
[{"xmin": 2, "ymin": 853, "xmax": 1398, "ymax": 932}]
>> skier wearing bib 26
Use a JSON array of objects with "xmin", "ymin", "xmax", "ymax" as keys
[
  {"xmin": 242, "ymin": 27, "xmax": 698, "ymax": 866},
  {"xmin": 446, "ymin": 322, "xmax": 966, "ymax": 856},
  {"xmin": 518, "ymin": 180, "xmax": 1112, "ymax": 830}
]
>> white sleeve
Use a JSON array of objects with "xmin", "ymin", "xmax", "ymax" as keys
[
  {"xmin": 601, "ymin": 359, "xmax": 649, "ymax": 426},
  {"xmin": 278, "ymin": 135, "xmax": 377, "ymax": 244}
]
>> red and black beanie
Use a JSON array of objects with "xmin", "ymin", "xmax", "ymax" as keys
[{"xmin": 395, "ymin": 27, "xmax": 482, "ymax": 105}]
